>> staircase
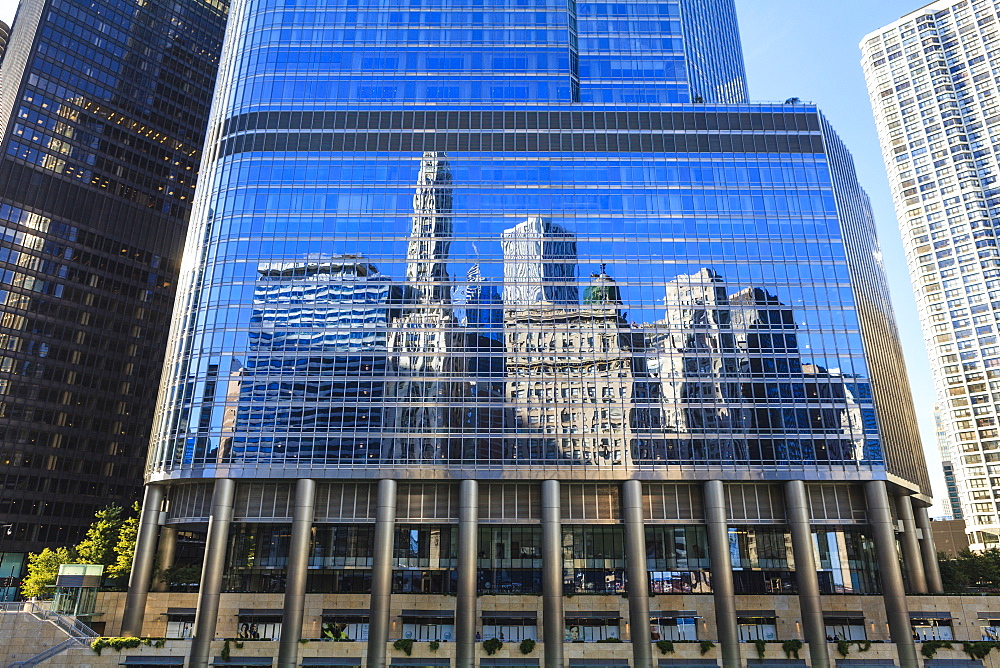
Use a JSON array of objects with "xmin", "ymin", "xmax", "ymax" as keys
[{"xmin": 4, "ymin": 602, "xmax": 99, "ymax": 668}]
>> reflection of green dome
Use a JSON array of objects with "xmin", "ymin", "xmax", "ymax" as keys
[{"xmin": 583, "ymin": 264, "xmax": 622, "ymax": 305}]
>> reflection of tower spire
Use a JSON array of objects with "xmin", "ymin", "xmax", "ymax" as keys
[{"xmin": 407, "ymin": 151, "xmax": 453, "ymax": 303}]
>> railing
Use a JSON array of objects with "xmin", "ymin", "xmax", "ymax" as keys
[
  {"xmin": 3, "ymin": 601, "xmax": 98, "ymax": 668},
  {"xmin": 7, "ymin": 636, "xmax": 92, "ymax": 668}
]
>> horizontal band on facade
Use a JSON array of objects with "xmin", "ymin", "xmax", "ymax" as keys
[
  {"xmin": 220, "ymin": 109, "xmax": 823, "ymax": 136},
  {"xmin": 218, "ymin": 130, "xmax": 825, "ymax": 158}
]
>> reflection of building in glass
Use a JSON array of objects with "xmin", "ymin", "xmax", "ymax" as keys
[
  {"xmin": 225, "ymin": 257, "xmax": 393, "ymax": 463},
  {"xmin": 385, "ymin": 153, "xmax": 466, "ymax": 462},
  {"xmin": 505, "ymin": 266, "xmax": 643, "ymax": 465},
  {"xmin": 461, "ymin": 263, "xmax": 506, "ymax": 460},
  {"xmin": 501, "ymin": 216, "xmax": 578, "ymax": 306},
  {"xmin": 639, "ymin": 269, "xmax": 867, "ymax": 466}
]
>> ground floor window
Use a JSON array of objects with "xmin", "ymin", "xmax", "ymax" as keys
[
  {"xmin": 165, "ymin": 612, "xmax": 194, "ymax": 639},
  {"xmin": 321, "ymin": 613, "xmax": 369, "ymax": 641},
  {"xmin": 237, "ymin": 614, "xmax": 282, "ymax": 641},
  {"xmin": 565, "ymin": 616, "xmax": 620, "ymax": 642},
  {"xmin": 481, "ymin": 616, "xmax": 537, "ymax": 642},
  {"xmin": 824, "ymin": 616, "xmax": 866, "ymax": 641},
  {"xmin": 650, "ymin": 616, "xmax": 697, "ymax": 641},
  {"xmin": 737, "ymin": 616, "xmax": 777, "ymax": 641},
  {"xmin": 912, "ymin": 616, "xmax": 953, "ymax": 641},
  {"xmin": 401, "ymin": 615, "xmax": 455, "ymax": 642},
  {"xmin": 981, "ymin": 617, "xmax": 1000, "ymax": 641}
]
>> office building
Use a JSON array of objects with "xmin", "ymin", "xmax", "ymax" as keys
[
  {"xmin": 113, "ymin": 1, "xmax": 941, "ymax": 668},
  {"xmin": 0, "ymin": 0, "xmax": 227, "ymax": 593},
  {"xmin": 862, "ymin": 0, "xmax": 1000, "ymax": 550}
]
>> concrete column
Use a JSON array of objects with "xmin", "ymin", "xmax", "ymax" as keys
[
  {"xmin": 914, "ymin": 504, "xmax": 944, "ymax": 593},
  {"xmin": 541, "ymin": 480, "xmax": 564, "ymax": 668},
  {"xmin": 190, "ymin": 478, "xmax": 237, "ymax": 668},
  {"xmin": 704, "ymin": 480, "xmax": 739, "ymax": 668},
  {"xmin": 622, "ymin": 480, "xmax": 651, "ymax": 668},
  {"xmin": 456, "ymin": 480, "xmax": 478, "ymax": 668},
  {"xmin": 785, "ymin": 480, "xmax": 829, "ymax": 668},
  {"xmin": 121, "ymin": 484, "xmax": 165, "ymax": 637},
  {"xmin": 277, "ymin": 479, "xmax": 316, "ymax": 668},
  {"xmin": 367, "ymin": 479, "xmax": 398, "ymax": 668},
  {"xmin": 152, "ymin": 526, "xmax": 178, "ymax": 593},
  {"xmin": 865, "ymin": 481, "xmax": 918, "ymax": 668},
  {"xmin": 896, "ymin": 494, "xmax": 927, "ymax": 594}
]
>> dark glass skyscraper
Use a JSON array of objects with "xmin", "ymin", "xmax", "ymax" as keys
[
  {"xmin": 120, "ymin": 1, "xmax": 940, "ymax": 668},
  {"xmin": 0, "ymin": 0, "xmax": 228, "ymax": 584}
]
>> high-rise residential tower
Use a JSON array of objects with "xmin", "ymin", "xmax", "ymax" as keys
[
  {"xmin": 0, "ymin": 0, "xmax": 228, "ymax": 593},
  {"xmin": 862, "ymin": 0, "xmax": 1000, "ymax": 550},
  {"xmin": 118, "ymin": 1, "xmax": 939, "ymax": 668},
  {"xmin": 0, "ymin": 20, "xmax": 10, "ymax": 66}
]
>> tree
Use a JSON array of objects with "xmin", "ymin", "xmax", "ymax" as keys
[
  {"xmin": 21, "ymin": 547, "xmax": 75, "ymax": 599},
  {"xmin": 939, "ymin": 549, "xmax": 1000, "ymax": 591},
  {"xmin": 106, "ymin": 502, "xmax": 141, "ymax": 580},
  {"xmin": 75, "ymin": 504, "xmax": 124, "ymax": 566}
]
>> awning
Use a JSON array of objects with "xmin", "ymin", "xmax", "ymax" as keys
[
  {"xmin": 389, "ymin": 660, "xmax": 451, "ymax": 667},
  {"xmin": 736, "ymin": 610, "xmax": 776, "ymax": 617},
  {"xmin": 564, "ymin": 611, "xmax": 622, "ymax": 619},
  {"xmin": 481, "ymin": 660, "xmax": 540, "ymax": 668},
  {"xmin": 823, "ymin": 611, "xmax": 864, "ymax": 619},
  {"xmin": 300, "ymin": 659, "xmax": 363, "ymax": 667},
  {"xmin": 323, "ymin": 609, "xmax": 371, "ymax": 617},
  {"xmin": 239, "ymin": 609, "xmax": 284, "ymax": 616},
  {"xmin": 657, "ymin": 661, "xmax": 719, "ymax": 668},
  {"xmin": 120, "ymin": 658, "xmax": 185, "ymax": 666},
  {"xmin": 166, "ymin": 608, "xmax": 196, "ymax": 615},
  {"xmin": 910, "ymin": 611, "xmax": 956, "ymax": 620},
  {"xmin": 212, "ymin": 658, "xmax": 273, "ymax": 666},
  {"xmin": 481, "ymin": 611, "xmax": 537, "ymax": 620},
  {"xmin": 979, "ymin": 612, "xmax": 1000, "ymax": 620},
  {"xmin": 649, "ymin": 610, "xmax": 700, "ymax": 618},
  {"xmin": 569, "ymin": 660, "xmax": 630, "ymax": 667},
  {"xmin": 400, "ymin": 610, "xmax": 455, "ymax": 619}
]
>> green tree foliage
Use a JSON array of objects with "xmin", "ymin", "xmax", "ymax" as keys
[
  {"xmin": 939, "ymin": 549, "xmax": 1000, "ymax": 591},
  {"xmin": 107, "ymin": 502, "xmax": 141, "ymax": 580},
  {"xmin": 75, "ymin": 505, "xmax": 125, "ymax": 566},
  {"xmin": 21, "ymin": 547, "xmax": 75, "ymax": 599},
  {"xmin": 19, "ymin": 503, "xmax": 143, "ymax": 597}
]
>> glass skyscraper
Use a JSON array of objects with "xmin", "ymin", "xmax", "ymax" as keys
[
  {"xmin": 863, "ymin": 0, "xmax": 1000, "ymax": 552},
  {"xmin": 0, "ymin": 0, "xmax": 227, "ymax": 593},
  {"xmin": 121, "ymin": 1, "xmax": 939, "ymax": 668}
]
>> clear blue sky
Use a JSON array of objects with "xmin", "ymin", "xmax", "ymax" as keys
[{"xmin": 0, "ymin": 0, "xmax": 947, "ymax": 505}]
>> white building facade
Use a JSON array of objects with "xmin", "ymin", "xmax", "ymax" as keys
[{"xmin": 863, "ymin": 0, "xmax": 1000, "ymax": 549}]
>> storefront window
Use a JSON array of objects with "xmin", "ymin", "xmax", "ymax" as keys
[
  {"xmin": 650, "ymin": 616, "xmax": 697, "ymax": 641},
  {"xmin": 565, "ymin": 616, "xmax": 620, "ymax": 642},
  {"xmin": 912, "ymin": 616, "xmax": 954, "ymax": 641},
  {"xmin": 482, "ymin": 616, "xmax": 537, "ymax": 641},
  {"xmin": 321, "ymin": 614, "xmax": 369, "ymax": 641},
  {"xmin": 824, "ymin": 616, "xmax": 866, "ymax": 641},
  {"xmin": 737, "ymin": 616, "xmax": 777, "ymax": 641}
]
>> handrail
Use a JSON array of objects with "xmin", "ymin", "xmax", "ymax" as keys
[{"xmin": 7, "ymin": 636, "xmax": 91, "ymax": 668}]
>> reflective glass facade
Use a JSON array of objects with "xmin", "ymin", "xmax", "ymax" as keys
[
  {"xmin": 119, "ymin": 2, "xmax": 940, "ymax": 665},
  {"xmin": 0, "ymin": 0, "xmax": 228, "ymax": 563}
]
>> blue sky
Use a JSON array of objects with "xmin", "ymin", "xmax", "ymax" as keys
[
  {"xmin": 0, "ymin": 0, "xmax": 948, "ymax": 504},
  {"xmin": 736, "ymin": 0, "xmax": 946, "ymax": 506}
]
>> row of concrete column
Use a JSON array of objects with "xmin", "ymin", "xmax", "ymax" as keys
[{"xmin": 121, "ymin": 479, "xmax": 941, "ymax": 668}]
